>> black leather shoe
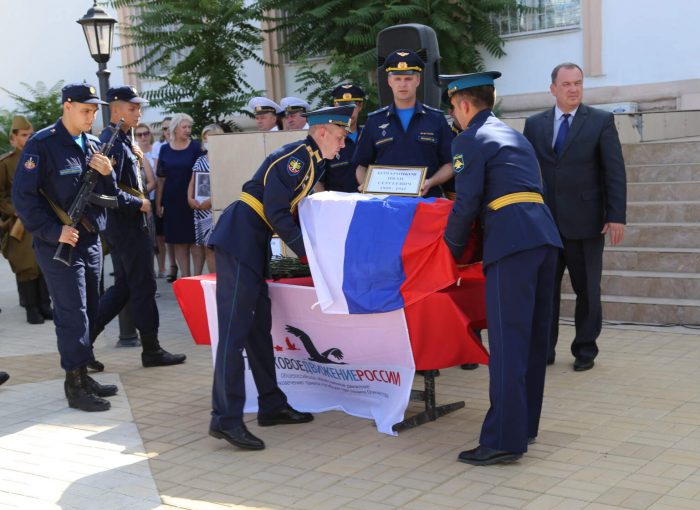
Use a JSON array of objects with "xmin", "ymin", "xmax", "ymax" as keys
[
  {"xmin": 64, "ymin": 368, "xmax": 110, "ymax": 412},
  {"xmin": 573, "ymin": 358, "xmax": 594, "ymax": 371},
  {"xmin": 84, "ymin": 374, "xmax": 118, "ymax": 397},
  {"xmin": 142, "ymin": 348, "xmax": 187, "ymax": 367},
  {"xmin": 209, "ymin": 424, "xmax": 265, "ymax": 450},
  {"xmin": 87, "ymin": 359, "xmax": 105, "ymax": 372},
  {"xmin": 457, "ymin": 445, "xmax": 522, "ymax": 466},
  {"xmin": 0, "ymin": 371, "xmax": 9, "ymax": 386},
  {"xmin": 258, "ymin": 404, "xmax": 314, "ymax": 427},
  {"xmin": 461, "ymin": 363, "xmax": 479, "ymax": 370}
]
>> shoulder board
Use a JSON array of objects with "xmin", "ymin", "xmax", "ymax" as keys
[
  {"xmin": 33, "ymin": 126, "xmax": 57, "ymax": 142},
  {"xmin": 0, "ymin": 150, "xmax": 15, "ymax": 162},
  {"xmin": 367, "ymin": 106, "xmax": 390, "ymax": 117},
  {"xmin": 423, "ymin": 104, "xmax": 444, "ymax": 113}
]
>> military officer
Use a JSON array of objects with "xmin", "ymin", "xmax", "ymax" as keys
[
  {"xmin": 316, "ymin": 84, "xmax": 365, "ymax": 193},
  {"xmin": 207, "ymin": 105, "xmax": 353, "ymax": 451},
  {"xmin": 441, "ymin": 72, "xmax": 562, "ymax": 465},
  {"xmin": 90, "ymin": 86, "xmax": 187, "ymax": 370},
  {"xmin": 248, "ymin": 97, "xmax": 283, "ymax": 132},
  {"xmin": 0, "ymin": 115, "xmax": 53, "ymax": 324},
  {"xmin": 353, "ymin": 49, "xmax": 453, "ymax": 197},
  {"xmin": 12, "ymin": 82, "xmax": 119, "ymax": 412},
  {"xmin": 280, "ymin": 97, "xmax": 311, "ymax": 130}
]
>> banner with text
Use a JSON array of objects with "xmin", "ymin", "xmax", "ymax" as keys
[{"xmin": 202, "ymin": 280, "xmax": 415, "ymax": 435}]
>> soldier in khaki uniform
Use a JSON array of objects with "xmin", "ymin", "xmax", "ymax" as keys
[{"xmin": 0, "ymin": 115, "xmax": 52, "ymax": 324}]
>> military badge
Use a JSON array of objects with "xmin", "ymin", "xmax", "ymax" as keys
[
  {"xmin": 22, "ymin": 154, "xmax": 39, "ymax": 172},
  {"xmin": 453, "ymin": 153, "xmax": 465, "ymax": 174},
  {"xmin": 343, "ymin": 93, "xmax": 352, "ymax": 100},
  {"xmin": 342, "ymin": 84, "xmax": 352, "ymax": 89},
  {"xmin": 287, "ymin": 157, "xmax": 304, "ymax": 176},
  {"xmin": 397, "ymin": 62, "xmax": 408, "ymax": 70},
  {"xmin": 397, "ymin": 51, "xmax": 409, "ymax": 57},
  {"xmin": 89, "ymin": 86, "xmax": 96, "ymax": 94}
]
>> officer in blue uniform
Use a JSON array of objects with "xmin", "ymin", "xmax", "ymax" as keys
[
  {"xmin": 441, "ymin": 72, "xmax": 563, "ymax": 465},
  {"xmin": 207, "ymin": 105, "xmax": 354, "ymax": 451},
  {"xmin": 316, "ymin": 84, "xmax": 365, "ymax": 193},
  {"xmin": 353, "ymin": 49, "xmax": 453, "ymax": 197},
  {"xmin": 91, "ymin": 86, "xmax": 187, "ymax": 369},
  {"xmin": 12, "ymin": 82, "xmax": 119, "ymax": 412}
]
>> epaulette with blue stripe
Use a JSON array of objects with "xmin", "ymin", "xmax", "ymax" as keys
[
  {"xmin": 423, "ymin": 104, "xmax": 444, "ymax": 113},
  {"xmin": 367, "ymin": 106, "xmax": 390, "ymax": 117}
]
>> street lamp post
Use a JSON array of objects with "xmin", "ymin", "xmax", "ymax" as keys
[{"xmin": 77, "ymin": 1, "xmax": 140, "ymax": 348}]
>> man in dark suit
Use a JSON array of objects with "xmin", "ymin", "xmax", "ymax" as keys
[{"xmin": 523, "ymin": 62, "xmax": 626, "ymax": 372}]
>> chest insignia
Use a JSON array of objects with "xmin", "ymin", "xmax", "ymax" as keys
[
  {"xmin": 453, "ymin": 153, "xmax": 465, "ymax": 174},
  {"xmin": 287, "ymin": 157, "xmax": 304, "ymax": 176}
]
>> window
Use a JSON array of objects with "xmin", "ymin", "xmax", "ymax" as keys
[{"xmin": 493, "ymin": 0, "xmax": 581, "ymax": 37}]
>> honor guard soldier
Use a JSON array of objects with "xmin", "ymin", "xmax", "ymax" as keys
[
  {"xmin": 316, "ymin": 84, "xmax": 365, "ymax": 193},
  {"xmin": 207, "ymin": 105, "xmax": 353, "ymax": 451},
  {"xmin": 280, "ymin": 97, "xmax": 311, "ymax": 130},
  {"xmin": 441, "ymin": 72, "xmax": 562, "ymax": 465},
  {"xmin": 353, "ymin": 49, "xmax": 453, "ymax": 197},
  {"xmin": 1, "ymin": 115, "xmax": 54, "ymax": 324},
  {"xmin": 12, "ymin": 82, "xmax": 120, "ymax": 412},
  {"xmin": 248, "ymin": 97, "xmax": 283, "ymax": 132},
  {"xmin": 90, "ymin": 86, "xmax": 187, "ymax": 370}
]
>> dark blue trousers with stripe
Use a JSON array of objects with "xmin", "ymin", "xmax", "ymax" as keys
[
  {"xmin": 210, "ymin": 248, "xmax": 287, "ymax": 430},
  {"xmin": 34, "ymin": 235, "xmax": 102, "ymax": 371},
  {"xmin": 479, "ymin": 244, "xmax": 558, "ymax": 453}
]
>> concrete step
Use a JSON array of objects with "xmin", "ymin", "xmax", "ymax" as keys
[
  {"xmin": 621, "ymin": 223, "xmax": 700, "ymax": 249},
  {"xmin": 562, "ymin": 270, "xmax": 700, "ymax": 300},
  {"xmin": 627, "ymin": 181, "xmax": 700, "ymax": 201},
  {"xmin": 622, "ymin": 141, "xmax": 700, "ymax": 165},
  {"xmin": 627, "ymin": 201, "xmax": 700, "ymax": 223},
  {"xmin": 561, "ymin": 294, "xmax": 700, "ymax": 325},
  {"xmin": 626, "ymin": 163, "xmax": 700, "ymax": 183},
  {"xmin": 603, "ymin": 247, "xmax": 700, "ymax": 273}
]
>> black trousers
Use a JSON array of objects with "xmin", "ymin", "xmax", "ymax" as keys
[{"xmin": 550, "ymin": 235, "xmax": 605, "ymax": 362}]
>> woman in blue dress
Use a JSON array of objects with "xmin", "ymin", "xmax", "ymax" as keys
[{"xmin": 155, "ymin": 113, "xmax": 202, "ymax": 280}]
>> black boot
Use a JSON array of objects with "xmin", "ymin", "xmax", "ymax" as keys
[
  {"xmin": 0, "ymin": 371, "xmax": 9, "ymax": 386},
  {"xmin": 16, "ymin": 278, "xmax": 26, "ymax": 307},
  {"xmin": 84, "ymin": 373, "xmax": 118, "ymax": 397},
  {"xmin": 64, "ymin": 367, "xmax": 111, "ymax": 412},
  {"xmin": 87, "ymin": 327, "xmax": 105, "ymax": 372},
  {"xmin": 37, "ymin": 276, "xmax": 53, "ymax": 320},
  {"xmin": 141, "ymin": 332, "xmax": 187, "ymax": 367},
  {"xmin": 18, "ymin": 280, "xmax": 44, "ymax": 324}
]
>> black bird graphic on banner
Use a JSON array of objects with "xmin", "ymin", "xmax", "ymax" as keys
[{"xmin": 285, "ymin": 325, "xmax": 346, "ymax": 364}]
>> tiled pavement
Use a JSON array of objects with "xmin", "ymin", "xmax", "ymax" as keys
[{"xmin": 1, "ymin": 260, "xmax": 700, "ymax": 510}]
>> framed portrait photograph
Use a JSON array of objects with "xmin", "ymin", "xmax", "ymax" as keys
[
  {"xmin": 194, "ymin": 172, "xmax": 211, "ymax": 203},
  {"xmin": 362, "ymin": 165, "xmax": 428, "ymax": 196}
]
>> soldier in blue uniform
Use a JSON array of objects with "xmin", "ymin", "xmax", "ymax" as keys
[
  {"xmin": 12, "ymin": 83, "xmax": 120, "ymax": 412},
  {"xmin": 316, "ymin": 84, "xmax": 365, "ymax": 193},
  {"xmin": 441, "ymin": 72, "xmax": 563, "ymax": 465},
  {"xmin": 353, "ymin": 49, "xmax": 453, "ymax": 197},
  {"xmin": 207, "ymin": 105, "xmax": 353, "ymax": 451},
  {"xmin": 91, "ymin": 86, "xmax": 187, "ymax": 370}
]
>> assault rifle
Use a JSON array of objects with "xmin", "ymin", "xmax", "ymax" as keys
[{"xmin": 53, "ymin": 119, "xmax": 123, "ymax": 266}]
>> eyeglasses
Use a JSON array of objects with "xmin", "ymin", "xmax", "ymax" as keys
[{"xmin": 135, "ymin": 131, "xmax": 150, "ymax": 137}]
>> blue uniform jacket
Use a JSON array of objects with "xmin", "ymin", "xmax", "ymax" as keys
[
  {"xmin": 208, "ymin": 135, "xmax": 326, "ymax": 275},
  {"xmin": 12, "ymin": 119, "xmax": 115, "ymax": 243},
  {"xmin": 444, "ymin": 109, "xmax": 562, "ymax": 266},
  {"xmin": 352, "ymin": 101, "xmax": 452, "ymax": 197},
  {"xmin": 320, "ymin": 130, "xmax": 360, "ymax": 193},
  {"xmin": 100, "ymin": 125, "xmax": 145, "ymax": 242}
]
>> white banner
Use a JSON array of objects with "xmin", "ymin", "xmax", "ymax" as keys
[{"xmin": 201, "ymin": 279, "xmax": 415, "ymax": 435}]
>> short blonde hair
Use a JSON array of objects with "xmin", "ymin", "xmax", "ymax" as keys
[
  {"xmin": 168, "ymin": 113, "xmax": 194, "ymax": 143},
  {"xmin": 201, "ymin": 124, "xmax": 224, "ymax": 139}
]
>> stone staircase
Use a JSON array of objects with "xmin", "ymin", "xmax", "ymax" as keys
[{"xmin": 560, "ymin": 141, "xmax": 700, "ymax": 325}]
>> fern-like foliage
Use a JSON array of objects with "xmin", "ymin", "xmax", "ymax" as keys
[
  {"xmin": 0, "ymin": 80, "xmax": 65, "ymax": 131},
  {"xmin": 110, "ymin": 0, "xmax": 264, "ymax": 132}
]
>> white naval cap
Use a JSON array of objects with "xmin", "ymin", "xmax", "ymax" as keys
[
  {"xmin": 280, "ymin": 96, "xmax": 311, "ymax": 114},
  {"xmin": 248, "ymin": 96, "xmax": 283, "ymax": 115}
]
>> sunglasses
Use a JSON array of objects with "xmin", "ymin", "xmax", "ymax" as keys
[{"xmin": 135, "ymin": 131, "xmax": 150, "ymax": 137}]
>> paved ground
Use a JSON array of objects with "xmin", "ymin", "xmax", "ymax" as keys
[{"xmin": 1, "ymin": 259, "xmax": 700, "ymax": 510}]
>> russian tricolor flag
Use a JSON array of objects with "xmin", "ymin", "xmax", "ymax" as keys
[{"xmin": 299, "ymin": 192, "xmax": 458, "ymax": 314}]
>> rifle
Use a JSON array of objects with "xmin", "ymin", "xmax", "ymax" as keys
[
  {"xmin": 131, "ymin": 127, "xmax": 150, "ymax": 233},
  {"xmin": 53, "ymin": 119, "xmax": 123, "ymax": 266}
]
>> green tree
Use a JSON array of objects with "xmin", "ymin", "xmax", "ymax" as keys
[
  {"xmin": 112, "ymin": 0, "xmax": 264, "ymax": 132},
  {"xmin": 0, "ymin": 108, "xmax": 16, "ymax": 154},
  {"xmin": 0, "ymin": 81, "xmax": 65, "ymax": 132},
  {"xmin": 258, "ymin": 0, "xmax": 520, "ymax": 112}
]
